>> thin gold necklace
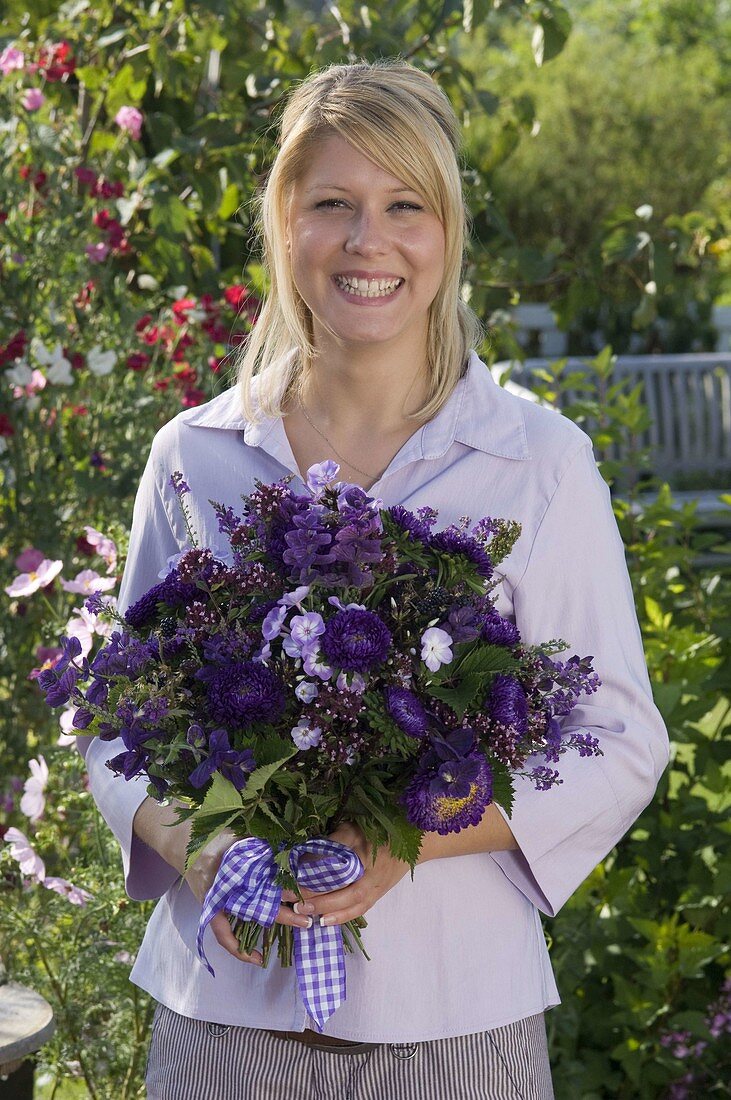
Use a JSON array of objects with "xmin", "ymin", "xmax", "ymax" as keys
[{"xmin": 299, "ymin": 401, "xmax": 382, "ymax": 481}]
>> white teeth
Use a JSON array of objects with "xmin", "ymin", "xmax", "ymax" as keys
[{"xmin": 334, "ymin": 275, "xmax": 402, "ymax": 298}]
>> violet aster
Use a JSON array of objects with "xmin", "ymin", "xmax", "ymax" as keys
[
  {"xmin": 430, "ymin": 528, "xmax": 494, "ymax": 580},
  {"xmin": 485, "ymin": 674, "xmax": 529, "ymax": 736},
  {"xmin": 402, "ymin": 751, "xmax": 493, "ymax": 834},
  {"xmin": 384, "ymin": 686, "xmax": 429, "ymax": 738},
  {"xmin": 320, "ymin": 609, "xmax": 392, "ymax": 673},
  {"xmin": 196, "ymin": 660, "xmax": 286, "ymax": 729},
  {"xmin": 481, "ymin": 609, "xmax": 521, "ymax": 647},
  {"xmin": 387, "ymin": 505, "xmax": 433, "ymax": 542}
]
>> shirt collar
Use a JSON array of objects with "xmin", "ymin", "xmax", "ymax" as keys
[{"xmin": 184, "ymin": 349, "xmax": 530, "ymax": 463}]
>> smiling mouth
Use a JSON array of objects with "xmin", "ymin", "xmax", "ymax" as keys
[{"xmin": 332, "ymin": 275, "xmax": 404, "ymax": 299}]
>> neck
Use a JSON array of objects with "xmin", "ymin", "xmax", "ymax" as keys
[{"xmin": 300, "ymin": 336, "xmax": 431, "ymax": 434}]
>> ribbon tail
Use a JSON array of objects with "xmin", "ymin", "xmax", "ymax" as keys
[{"xmin": 294, "ymin": 922, "xmax": 347, "ymax": 1032}]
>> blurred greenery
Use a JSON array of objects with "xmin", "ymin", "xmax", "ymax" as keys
[{"xmin": 1, "ymin": 1, "xmax": 729, "ymax": 1096}]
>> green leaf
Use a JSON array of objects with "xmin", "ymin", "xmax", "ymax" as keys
[
  {"xmin": 217, "ymin": 183, "xmax": 240, "ymax": 221},
  {"xmin": 196, "ymin": 772, "xmax": 245, "ymax": 817},
  {"xmin": 489, "ymin": 759, "xmax": 515, "ymax": 818},
  {"xmin": 241, "ymin": 749, "xmax": 298, "ymax": 802}
]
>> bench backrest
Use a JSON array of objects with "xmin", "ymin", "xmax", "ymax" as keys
[{"xmin": 494, "ymin": 354, "xmax": 731, "ymax": 484}]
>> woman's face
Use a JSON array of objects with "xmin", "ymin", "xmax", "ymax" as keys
[{"xmin": 287, "ymin": 133, "xmax": 446, "ymax": 358}]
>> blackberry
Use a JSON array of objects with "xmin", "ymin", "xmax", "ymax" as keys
[
  {"xmin": 160, "ymin": 616, "xmax": 178, "ymax": 637},
  {"xmin": 416, "ymin": 586, "xmax": 451, "ymax": 619}
]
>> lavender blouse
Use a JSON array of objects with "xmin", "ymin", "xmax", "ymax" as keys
[{"xmin": 77, "ymin": 351, "xmax": 669, "ymax": 1041}]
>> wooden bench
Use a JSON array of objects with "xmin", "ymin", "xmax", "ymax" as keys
[{"xmin": 492, "ymin": 354, "xmax": 731, "ymax": 520}]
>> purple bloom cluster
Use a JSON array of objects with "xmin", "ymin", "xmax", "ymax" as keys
[
  {"xmin": 320, "ymin": 609, "xmax": 391, "ymax": 674},
  {"xmin": 40, "ymin": 459, "xmax": 602, "ymax": 882},
  {"xmin": 196, "ymin": 660, "xmax": 286, "ymax": 729}
]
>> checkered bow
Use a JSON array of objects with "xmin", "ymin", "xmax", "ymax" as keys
[{"xmin": 197, "ymin": 836, "xmax": 364, "ymax": 1031}]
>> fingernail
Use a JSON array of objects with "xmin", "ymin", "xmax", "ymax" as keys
[
  {"xmin": 294, "ymin": 902, "xmax": 315, "ymax": 915},
  {"xmin": 320, "ymin": 915, "xmax": 336, "ymax": 927}
]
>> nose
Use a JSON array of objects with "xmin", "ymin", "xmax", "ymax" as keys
[{"xmin": 344, "ymin": 209, "xmax": 389, "ymax": 257}]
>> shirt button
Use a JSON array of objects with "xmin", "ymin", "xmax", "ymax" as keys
[{"xmin": 389, "ymin": 1043, "xmax": 418, "ymax": 1060}]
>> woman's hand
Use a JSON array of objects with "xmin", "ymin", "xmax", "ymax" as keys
[
  {"xmin": 133, "ymin": 797, "xmax": 313, "ymax": 967},
  {"xmin": 281, "ymin": 822, "xmax": 411, "ymax": 927}
]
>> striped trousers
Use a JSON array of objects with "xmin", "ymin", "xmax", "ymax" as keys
[{"xmin": 146, "ymin": 1004, "xmax": 555, "ymax": 1099}]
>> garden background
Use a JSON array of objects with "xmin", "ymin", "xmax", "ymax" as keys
[{"xmin": 1, "ymin": 0, "xmax": 729, "ymax": 1096}]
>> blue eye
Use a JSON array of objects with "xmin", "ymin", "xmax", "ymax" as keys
[{"xmin": 314, "ymin": 199, "xmax": 423, "ymax": 212}]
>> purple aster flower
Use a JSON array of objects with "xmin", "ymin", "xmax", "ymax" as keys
[
  {"xmin": 188, "ymin": 727, "xmax": 256, "ymax": 790},
  {"xmin": 385, "ymin": 686, "xmax": 429, "ymax": 738},
  {"xmin": 430, "ymin": 529, "xmax": 494, "ymax": 580},
  {"xmin": 196, "ymin": 660, "xmax": 286, "ymax": 729},
  {"xmin": 485, "ymin": 675, "xmax": 528, "ymax": 736},
  {"xmin": 320, "ymin": 609, "xmax": 391, "ymax": 673},
  {"xmin": 402, "ymin": 751, "xmax": 493, "ymax": 834},
  {"xmin": 481, "ymin": 609, "xmax": 521, "ymax": 647},
  {"xmin": 387, "ymin": 505, "xmax": 432, "ymax": 542}
]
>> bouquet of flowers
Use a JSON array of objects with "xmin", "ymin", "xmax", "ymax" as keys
[{"xmin": 40, "ymin": 459, "xmax": 601, "ymax": 1029}]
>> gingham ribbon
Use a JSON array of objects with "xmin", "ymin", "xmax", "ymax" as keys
[{"xmin": 196, "ymin": 837, "xmax": 364, "ymax": 1031}]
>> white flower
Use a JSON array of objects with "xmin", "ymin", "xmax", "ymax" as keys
[
  {"xmin": 420, "ymin": 626, "xmax": 454, "ymax": 672},
  {"xmin": 20, "ymin": 756, "xmax": 48, "ymax": 822},
  {"xmin": 31, "ymin": 339, "xmax": 73, "ymax": 384},
  {"xmin": 290, "ymin": 718, "xmax": 322, "ymax": 750},
  {"xmin": 58, "ymin": 706, "xmax": 77, "ymax": 746},
  {"xmin": 87, "ymin": 344, "xmax": 117, "ymax": 376},
  {"xmin": 5, "ymin": 362, "xmax": 33, "ymax": 388},
  {"xmin": 61, "ymin": 569, "xmax": 117, "ymax": 595},
  {"xmin": 4, "ymin": 827, "xmax": 45, "ymax": 880}
]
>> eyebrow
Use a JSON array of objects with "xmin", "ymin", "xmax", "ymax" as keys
[{"xmin": 304, "ymin": 184, "xmax": 419, "ymax": 194}]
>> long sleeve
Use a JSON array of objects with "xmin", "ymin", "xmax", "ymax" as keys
[
  {"xmin": 490, "ymin": 442, "xmax": 670, "ymax": 916},
  {"xmin": 76, "ymin": 432, "xmax": 183, "ymax": 901}
]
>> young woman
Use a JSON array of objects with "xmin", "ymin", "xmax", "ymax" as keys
[{"xmin": 79, "ymin": 60, "xmax": 669, "ymax": 1099}]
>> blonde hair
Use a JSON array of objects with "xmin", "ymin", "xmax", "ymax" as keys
[{"xmin": 236, "ymin": 58, "xmax": 483, "ymax": 422}]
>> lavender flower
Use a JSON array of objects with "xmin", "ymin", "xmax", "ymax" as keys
[
  {"xmin": 170, "ymin": 471, "xmax": 191, "ymax": 497},
  {"xmin": 320, "ymin": 609, "xmax": 392, "ymax": 673}
]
